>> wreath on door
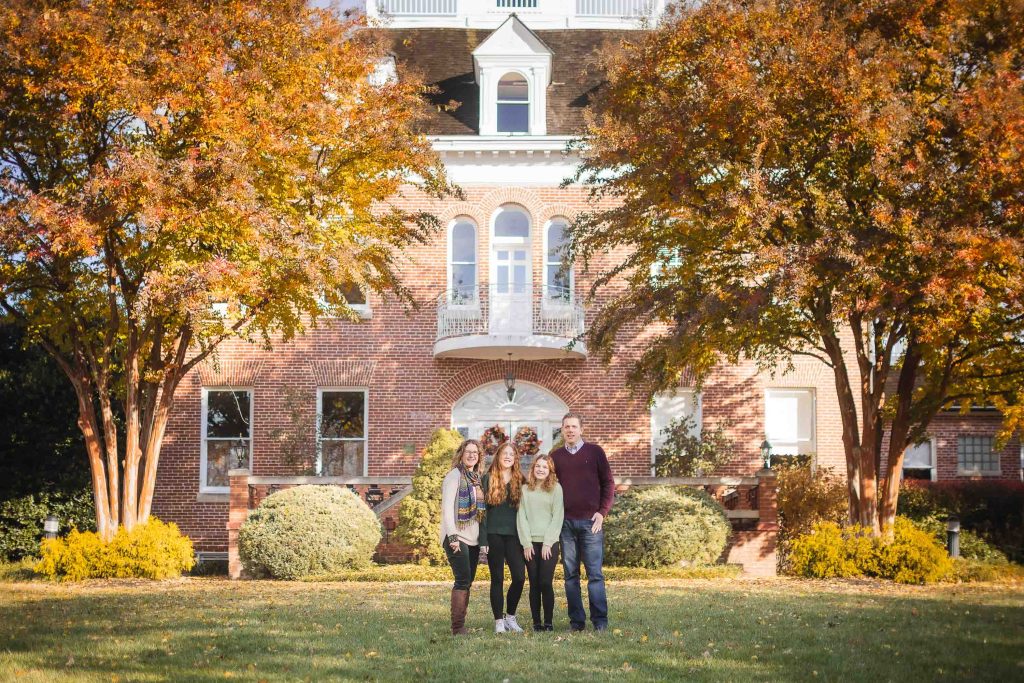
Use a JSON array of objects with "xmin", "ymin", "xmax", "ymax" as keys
[
  {"xmin": 513, "ymin": 425, "xmax": 541, "ymax": 458},
  {"xmin": 480, "ymin": 423, "xmax": 508, "ymax": 459}
]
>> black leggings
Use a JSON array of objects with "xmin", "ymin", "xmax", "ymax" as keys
[
  {"xmin": 444, "ymin": 541, "xmax": 480, "ymax": 591},
  {"xmin": 486, "ymin": 533, "xmax": 526, "ymax": 619},
  {"xmin": 526, "ymin": 541, "xmax": 560, "ymax": 626}
]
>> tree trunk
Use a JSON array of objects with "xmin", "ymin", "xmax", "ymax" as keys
[{"xmin": 70, "ymin": 375, "xmax": 114, "ymax": 541}]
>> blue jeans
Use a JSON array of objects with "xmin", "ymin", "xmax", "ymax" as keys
[{"xmin": 560, "ymin": 518, "xmax": 608, "ymax": 629}]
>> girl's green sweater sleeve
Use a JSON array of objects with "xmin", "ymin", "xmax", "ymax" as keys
[
  {"xmin": 544, "ymin": 484, "xmax": 565, "ymax": 547},
  {"xmin": 516, "ymin": 497, "xmax": 532, "ymax": 548}
]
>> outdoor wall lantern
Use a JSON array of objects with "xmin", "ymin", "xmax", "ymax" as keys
[
  {"xmin": 43, "ymin": 514, "xmax": 59, "ymax": 540},
  {"xmin": 946, "ymin": 516, "xmax": 961, "ymax": 558},
  {"xmin": 760, "ymin": 440, "xmax": 773, "ymax": 470},
  {"xmin": 504, "ymin": 353, "xmax": 517, "ymax": 403}
]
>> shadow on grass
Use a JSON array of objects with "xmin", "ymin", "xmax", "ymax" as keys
[{"xmin": 1, "ymin": 581, "xmax": 1022, "ymax": 681}]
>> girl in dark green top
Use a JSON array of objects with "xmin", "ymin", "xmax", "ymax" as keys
[{"xmin": 480, "ymin": 441, "xmax": 526, "ymax": 633}]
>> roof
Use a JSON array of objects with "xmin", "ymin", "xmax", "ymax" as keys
[{"xmin": 388, "ymin": 28, "xmax": 635, "ymax": 136}]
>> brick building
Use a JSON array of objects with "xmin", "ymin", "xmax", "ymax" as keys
[{"xmin": 152, "ymin": 0, "xmax": 1023, "ymax": 560}]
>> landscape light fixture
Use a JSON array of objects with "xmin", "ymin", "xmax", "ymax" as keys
[
  {"xmin": 760, "ymin": 440, "xmax": 773, "ymax": 470},
  {"xmin": 43, "ymin": 514, "xmax": 59, "ymax": 540}
]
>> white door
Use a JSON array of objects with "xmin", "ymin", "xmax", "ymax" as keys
[{"xmin": 491, "ymin": 247, "xmax": 531, "ymax": 334}]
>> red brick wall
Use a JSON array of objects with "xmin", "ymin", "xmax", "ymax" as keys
[{"xmin": 152, "ymin": 183, "xmax": 1016, "ymax": 553}]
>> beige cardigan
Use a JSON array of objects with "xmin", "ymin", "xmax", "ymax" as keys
[{"xmin": 439, "ymin": 468, "xmax": 480, "ymax": 546}]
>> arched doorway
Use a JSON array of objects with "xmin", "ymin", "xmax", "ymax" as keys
[{"xmin": 451, "ymin": 381, "xmax": 567, "ymax": 461}]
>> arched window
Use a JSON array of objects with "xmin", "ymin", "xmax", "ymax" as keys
[
  {"xmin": 545, "ymin": 218, "xmax": 571, "ymax": 302},
  {"xmin": 493, "ymin": 205, "xmax": 530, "ymax": 239},
  {"xmin": 497, "ymin": 71, "xmax": 529, "ymax": 133},
  {"xmin": 449, "ymin": 218, "xmax": 477, "ymax": 303}
]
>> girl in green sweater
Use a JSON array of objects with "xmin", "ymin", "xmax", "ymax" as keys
[
  {"xmin": 517, "ymin": 454, "xmax": 564, "ymax": 631},
  {"xmin": 480, "ymin": 441, "xmax": 526, "ymax": 633}
]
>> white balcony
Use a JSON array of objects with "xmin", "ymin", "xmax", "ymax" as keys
[
  {"xmin": 434, "ymin": 284, "xmax": 587, "ymax": 359},
  {"xmin": 368, "ymin": 0, "xmax": 665, "ymax": 28}
]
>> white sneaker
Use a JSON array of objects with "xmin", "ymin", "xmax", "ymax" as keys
[
  {"xmin": 495, "ymin": 619, "xmax": 506, "ymax": 633},
  {"xmin": 503, "ymin": 614, "xmax": 524, "ymax": 633}
]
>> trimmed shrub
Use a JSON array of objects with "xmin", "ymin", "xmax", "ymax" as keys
[
  {"xmin": 605, "ymin": 486, "xmax": 730, "ymax": 568},
  {"xmin": 788, "ymin": 522, "xmax": 866, "ymax": 579},
  {"xmin": 899, "ymin": 480, "xmax": 1024, "ymax": 562},
  {"xmin": 776, "ymin": 461, "xmax": 848, "ymax": 572},
  {"xmin": 394, "ymin": 428, "xmax": 464, "ymax": 565},
  {"xmin": 0, "ymin": 488, "xmax": 96, "ymax": 561},
  {"xmin": 34, "ymin": 518, "xmax": 194, "ymax": 581},
  {"xmin": 875, "ymin": 518, "xmax": 954, "ymax": 584},
  {"xmin": 788, "ymin": 517, "xmax": 952, "ymax": 584},
  {"xmin": 238, "ymin": 485, "xmax": 381, "ymax": 579}
]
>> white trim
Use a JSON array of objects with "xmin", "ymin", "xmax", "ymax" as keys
[
  {"xmin": 496, "ymin": 69, "xmax": 532, "ymax": 135},
  {"xmin": 316, "ymin": 387, "xmax": 369, "ymax": 477},
  {"xmin": 649, "ymin": 389, "xmax": 702, "ymax": 474},
  {"xmin": 200, "ymin": 386, "xmax": 254, "ymax": 494},
  {"xmin": 447, "ymin": 216, "xmax": 479, "ymax": 305},
  {"xmin": 542, "ymin": 216, "xmax": 574, "ymax": 304},
  {"xmin": 431, "ymin": 135, "xmax": 574, "ymax": 152},
  {"xmin": 764, "ymin": 387, "xmax": 817, "ymax": 457},
  {"xmin": 901, "ymin": 436, "xmax": 937, "ymax": 482}
]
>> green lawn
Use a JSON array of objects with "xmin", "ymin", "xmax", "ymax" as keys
[{"xmin": 1, "ymin": 578, "xmax": 1021, "ymax": 682}]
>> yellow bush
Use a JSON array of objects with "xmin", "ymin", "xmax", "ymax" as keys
[
  {"xmin": 788, "ymin": 522, "xmax": 863, "ymax": 578},
  {"xmin": 34, "ymin": 518, "xmax": 194, "ymax": 581},
  {"xmin": 788, "ymin": 518, "xmax": 952, "ymax": 584},
  {"xmin": 875, "ymin": 518, "xmax": 953, "ymax": 585}
]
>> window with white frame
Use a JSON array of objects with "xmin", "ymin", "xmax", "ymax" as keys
[
  {"xmin": 340, "ymin": 283, "xmax": 370, "ymax": 316},
  {"xmin": 764, "ymin": 388, "xmax": 816, "ymax": 456},
  {"xmin": 201, "ymin": 388, "xmax": 252, "ymax": 492},
  {"xmin": 902, "ymin": 439, "xmax": 936, "ymax": 481},
  {"xmin": 318, "ymin": 389, "xmax": 368, "ymax": 476},
  {"xmin": 497, "ymin": 71, "xmax": 529, "ymax": 133},
  {"xmin": 957, "ymin": 435, "xmax": 999, "ymax": 476},
  {"xmin": 449, "ymin": 218, "xmax": 477, "ymax": 303},
  {"xmin": 545, "ymin": 218, "xmax": 572, "ymax": 302},
  {"xmin": 650, "ymin": 389, "xmax": 701, "ymax": 467}
]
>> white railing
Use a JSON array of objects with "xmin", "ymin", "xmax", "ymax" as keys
[
  {"xmin": 496, "ymin": 0, "xmax": 539, "ymax": 8},
  {"xmin": 436, "ymin": 284, "xmax": 584, "ymax": 342},
  {"xmin": 378, "ymin": 0, "xmax": 458, "ymax": 15},
  {"xmin": 576, "ymin": 0, "xmax": 652, "ymax": 17}
]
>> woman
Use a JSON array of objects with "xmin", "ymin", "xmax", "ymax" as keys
[
  {"xmin": 479, "ymin": 441, "xmax": 526, "ymax": 633},
  {"xmin": 517, "ymin": 454, "xmax": 564, "ymax": 632},
  {"xmin": 439, "ymin": 439, "xmax": 484, "ymax": 636}
]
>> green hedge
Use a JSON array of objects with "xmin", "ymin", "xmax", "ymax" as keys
[
  {"xmin": 394, "ymin": 429, "xmax": 464, "ymax": 565},
  {"xmin": 604, "ymin": 486, "xmax": 730, "ymax": 568},
  {"xmin": 899, "ymin": 480, "xmax": 1024, "ymax": 562},
  {"xmin": 238, "ymin": 485, "xmax": 381, "ymax": 579},
  {"xmin": 0, "ymin": 488, "xmax": 95, "ymax": 561}
]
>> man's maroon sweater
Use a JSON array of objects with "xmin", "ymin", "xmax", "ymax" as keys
[{"xmin": 550, "ymin": 442, "xmax": 615, "ymax": 521}]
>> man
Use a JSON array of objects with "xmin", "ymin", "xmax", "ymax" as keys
[{"xmin": 550, "ymin": 412, "xmax": 614, "ymax": 631}]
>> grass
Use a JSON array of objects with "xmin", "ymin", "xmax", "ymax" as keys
[
  {"xmin": 305, "ymin": 562, "xmax": 742, "ymax": 582},
  {"xmin": 1, "ymin": 577, "xmax": 1022, "ymax": 682}
]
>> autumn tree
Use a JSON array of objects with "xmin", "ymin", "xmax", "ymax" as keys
[
  {"xmin": 570, "ymin": 0, "xmax": 1024, "ymax": 534},
  {"xmin": 0, "ymin": 0, "xmax": 453, "ymax": 539}
]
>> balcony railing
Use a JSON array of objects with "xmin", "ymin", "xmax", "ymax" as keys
[
  {"xmin": 496, "ymin": 0, "xmax": 539, "ymax": 8},
  {"xmin": 576, "ymin": 0, "xmax": 652, "ymax": 17},
  {"xmin": 378, "ymin": 0, "xmax": 458, "ymax": 16},
  {"xmin": 437, "ymin": 284, "xmax": 584, "ymax": 342}
]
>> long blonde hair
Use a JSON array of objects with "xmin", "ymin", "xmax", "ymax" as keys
[
  {"xmin": 527, "ymin": 454, "xmax": 558, "ymax": 492},
  {"xmin": 486, "ymin": 441, "xmax": 523, "ymax": 507}
]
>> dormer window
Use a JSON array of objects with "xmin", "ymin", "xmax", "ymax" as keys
[
  {"xmin": 472, "ymin": 14, "xmax": 552, "ymax": 136},
  {"xmin": 497, "ymin": 72, "xmax": 529, "ymax": 133}
]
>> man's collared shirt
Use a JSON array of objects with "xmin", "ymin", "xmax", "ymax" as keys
[{"xmin": 565, "ymin": 439, "xmax": 585, "ymax": 455}]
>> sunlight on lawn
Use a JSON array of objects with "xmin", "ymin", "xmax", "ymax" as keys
[{"xmin": 1, "ymin": 578, "xmax": 1021, "ymax": 682}]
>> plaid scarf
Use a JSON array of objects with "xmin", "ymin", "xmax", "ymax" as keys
[{"xmin": 456, "ymin": 465, "xmax": 481, "ymax": 528}]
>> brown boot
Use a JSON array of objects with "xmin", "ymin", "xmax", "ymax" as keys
[{"xmin": 451, "ymin": 588, "xmax": 470, "ymax": 635}]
